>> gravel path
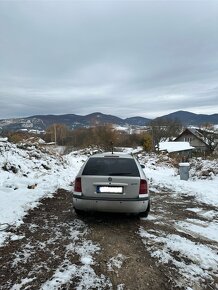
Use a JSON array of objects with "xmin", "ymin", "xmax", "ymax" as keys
[{"xmin": 0, "ymin": 188, "xmax": 217, "ymax": 290}]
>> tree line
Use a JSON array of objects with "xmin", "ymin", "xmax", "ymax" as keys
[
  {"xmin": 42, "ymin": 117, "xmax": 183, "ymax": 151},
  {"xmin": 4, "ymin": 118, "xmax": 218, "ymax": 155},
  {"xmin": 4, "ymin": 118, "xmax": 183, "ymax": 151}
]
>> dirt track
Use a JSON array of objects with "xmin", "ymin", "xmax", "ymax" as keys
[{"xmin": 0, "ymin": 189, "xmax": 217, "ymax": 290}]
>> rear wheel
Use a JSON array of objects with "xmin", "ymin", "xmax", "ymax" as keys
[
  {"xmin": 139, "ymin": 201, "xmax": 150, "ymax": 218},
  {"xmin": 74, "ymin": 207, "xmax": 84, "ymax": 216}
]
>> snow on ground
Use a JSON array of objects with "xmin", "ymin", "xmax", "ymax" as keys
[
  {"xmin": 107, "ymin": 254, "xmax": 127, "ymax": 272},
  {"xmin": 138, "ymin": 153, "xmax": 218, "ymax": 289},
  {"xmin": 0, "ymin": 141, "xmax": 87, "ymax": 245},
  {"xmin": 39, "ymin": 219, "xmax": 111, "ymax": 290},
  {"xmin": 1, "ymin": 142, "xmax": 217, "ymax": 244},
  {"xmin": 139, "ymin": 228, "xmax": 218, "ymax": 289},
  {"xmin": 139, "ymin": 153, "xmax": 218, "ymax": 206},
  {"xmin": 10, "ymin": 219, "xmax": 111, "ymax": 290},
  {"xmin": 119, "ymin": 146, "xmax": 143, "ymax": 154},
  {"xmin": 1, "ymin": 141, "xmax": 218, "ymax": 289},
  {"xmin": 176, "ymin": 219, "xmax": 218, "ymax": 242}
]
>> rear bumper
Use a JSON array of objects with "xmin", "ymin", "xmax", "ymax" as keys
[{"xmin": 73, "ymin": 194, "xmax": 150, "ymax": 214}]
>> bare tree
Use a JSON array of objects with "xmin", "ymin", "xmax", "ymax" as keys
[
  {"xmin": 149, "ymin": 117, "xmax": 182, "ymax": 151},
  {"xmin": 198, "ymin": 127, "xmax": 218, "ymax": 152},
  {"xmin": 45, "ymin": 124, "xmax": 69, "ymax": 145}
]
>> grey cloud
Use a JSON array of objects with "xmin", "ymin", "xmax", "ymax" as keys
[{"xmin": 0, "ymin": 0, "xmax": 218, "ymax": 119}]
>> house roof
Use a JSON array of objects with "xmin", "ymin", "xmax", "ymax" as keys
[
  {"xmin": 175, "ymin": 128, "xmax": 209, "ymax": 147},
  {"xmin": 159, "ymin": 141, "xmax": 195, "ymax": 153}
]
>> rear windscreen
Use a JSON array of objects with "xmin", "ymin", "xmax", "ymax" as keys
[{"xmin": 82, "ymin": 157, "xmax": 140, "ymax": 177}]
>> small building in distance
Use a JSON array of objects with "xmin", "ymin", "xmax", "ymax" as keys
[
  {"xmin": 159, "ymin": 141, "xmax": 195, "ymax": 160},
  {"xmin": 174, "ymin": 128, "xmax": 210, "ymax": 153}
]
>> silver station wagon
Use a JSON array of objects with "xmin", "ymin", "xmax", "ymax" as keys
[{"xmin": 73, "ymin": 152, "xmax": 150, "ymax": 216}]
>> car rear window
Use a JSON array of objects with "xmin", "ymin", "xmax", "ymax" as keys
[{"xmin": 82, "ymin": 157, "xmax": 140, "ymax": 177}]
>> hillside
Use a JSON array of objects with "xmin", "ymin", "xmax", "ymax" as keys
[
  {"xmin": 163, "ymin": 111, "xmax": 218, "ymax": 125},
  {"xmin": 0, "ymin": 111, "xmax": 218, "ymax": 132}
]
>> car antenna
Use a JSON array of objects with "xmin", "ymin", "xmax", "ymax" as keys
[{"xmin": 111, "ymin": 141, "xmax": 114, "ymax": 154}]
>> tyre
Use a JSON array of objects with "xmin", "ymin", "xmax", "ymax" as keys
[
  {"xmin": 139, "ymin": 202, "xmax": 150, "ymax": 218},
  {"xmin": 74, "ymin": 207, "xmax": 84, "ymax": 216}
]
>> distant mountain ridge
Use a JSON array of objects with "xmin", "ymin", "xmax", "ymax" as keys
[
  {"xmin": 0, "ymin": 111, "xmax": 218, "ymax": 132},
  {"xmin": 162, "ymin": 111, "xmax": 218, "ymax": 125}
]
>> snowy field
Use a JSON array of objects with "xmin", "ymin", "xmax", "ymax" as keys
[
  {"xmin": 0, "ymin": 141, "xmax": 218, "ymax": 289},
  {"xmin": 136, "ymin": 153, "xmax": 218, "ymax": 208},
  {"xmin": 0, "ymin": 142, "xmax": 86, "ymax": 244},
  {"xmin": 138, "ymin": 153, "xmax": 218, "ymax": 289}
]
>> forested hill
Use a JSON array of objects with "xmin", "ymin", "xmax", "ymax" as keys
[{"xmin": 0, "ymin": 111, "xmax": 218, "ymax": 132}]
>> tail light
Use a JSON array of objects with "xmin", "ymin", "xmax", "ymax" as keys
[
  {"xmin": 139, "ymin": 179, "xmax": 148, "ymax": 194},
  {"xmin": 74, "ymin": 177, "xmax": 82, "ymax": 192}
]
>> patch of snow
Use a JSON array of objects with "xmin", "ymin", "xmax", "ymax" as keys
[
  {"xmin": 139, "ymin": 227, "xmax": 218, "ymax": 288},
  {"xmin": 186, "ymin": 208, "xmax": 202, "ymax": 213},
  {"xmin": 0, "ymin": 141, "xmax": 86, "ymax": 246},
  {"xmin": 10, "ymin": 234, "xmax": 25, "ymax": 241},
  {"xmin": 159, "ymin": 141, "xmax": 195, "ymax": 153},
  {"xmin": 12, "ymin": 243, "xmax": 34, "ymax": 267},
  {"xmin": 176, "ymin": 219, "xmax": 218, "ymax": 242},
  {"xmin": 117, "ymin": 284, "xmax": 125, "ymax": 290},
  {"xmin": 40, "ymin": 219, "xmax": 111, "ymax": 290},
  {"xmin": 198, "ymin": 210, "xmax": 218, "ymax": 220},
  {"xmin": 81, "ymin": 256, "xmax": 93, "ymax": 265},
  {"xmin": 140, "ymin": 154, "xmax": 218, "ymax": 206},
  {"xmin": 41, "ymin": 261, "xmax": 111, "ymax": 290},
  {"xmin": 11, "ymin": 277, "xmax": 36, "ymax": 290},
  {"xmin": 141, "ymin": 214, "xmax": 157, "ymax": 221},
  {"xmin": 0, "ymin": 137, "xmax": 8, "ymax": 142},
  {"xmin": 118, "ymin": 146, "xmax": 143, "ymax": 154},
  {"xmin": 107, "ymin": 254, "xmax": 127, "ymax": 272}
]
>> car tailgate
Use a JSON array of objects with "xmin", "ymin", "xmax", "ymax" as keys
[{"xmin": 81, "ymin": 175, "xmax": 140, "ymax": 199}]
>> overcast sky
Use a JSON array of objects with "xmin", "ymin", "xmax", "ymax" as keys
[{"xmin": 0, "ymin": 0, "xmax": 218, "ymax": 119}]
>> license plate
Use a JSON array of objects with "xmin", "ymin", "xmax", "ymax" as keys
[{"xmin": 96, "ymin": 186, "xmax": 123, "ymax": 193}]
